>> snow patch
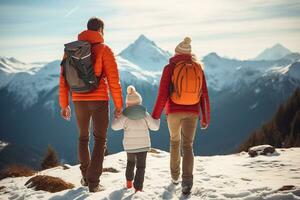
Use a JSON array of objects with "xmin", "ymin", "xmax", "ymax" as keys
[
  {"xmin": 0, "ymin": 140, "xmax": 9, "ymax": 151},
  {"xmin": 255, "ymin": 88, "xmax": 261, "ymax": 94},
  {"xmin": 249, "ymin": 102, "xmax": 258, "ymax": 110}
]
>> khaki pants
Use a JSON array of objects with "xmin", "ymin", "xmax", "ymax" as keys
[
  {"xmin": 73, "ymin": 101, "xmax": 109, "ymax": 189},
  {"xmin": 167, "ymin": 112, "xmax": 198, "ymax": 185}
]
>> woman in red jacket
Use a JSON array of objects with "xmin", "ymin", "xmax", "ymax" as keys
[{"xmin": 152, "ymin": 37, "xmax": 210, "ymax": 196}]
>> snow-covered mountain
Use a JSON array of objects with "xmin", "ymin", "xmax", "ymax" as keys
[
  {"xmin": 1, "ymin": 148, "xmax": 300, "ymax": 199},
  {"xmin": 1, "ymin": 36, "xmax": 300, "ymax": 168},
  {"xmin": 203, "ymin": 52, "xmax": 300, "ymax": 91},
  {"xmin": 118, "ymin": 34, "xmax": 172, "ymax": 71},
  {"xmin": 0, "ymin": 57, "xmax": 44, "ymax": 74},
  {"xmin": 255, "ymin": 43, "xmax": 292, "ymax": 61},
  {"xmin": 0, "ymin": 54, "xmax": 161, "ymax": 109}
]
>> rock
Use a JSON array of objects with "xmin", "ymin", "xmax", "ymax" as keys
[
  {"xmin": 248, "ymin": 145, "xmax": 276, "ymax": 157},
  {"xmin": 278, "ymin": 185, "xmax": 296, "ymax": 191},
  {"xmin": 149, "ymin": 148, "xmax": 160, "ymax": 154},
  {"xmin": 62, "ymin": 164, "xmax": 71, "ymax": 170}
]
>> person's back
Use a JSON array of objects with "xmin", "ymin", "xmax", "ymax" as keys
[
  {"xmin": 152, "ymin": 37, "xmax": 210, "ymax": 196},
  {"xmin": 112, "ymin": 85, "xmax": 160, "ymax": 192},
  {"xmin": 112, "ymin": 105, "xmax": 160, "ymax": 153},
  {"xmin": 59, "ymin": 17, "xmax": 123, "ymax": 193}
]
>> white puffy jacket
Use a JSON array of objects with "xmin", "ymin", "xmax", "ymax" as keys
[{"xmin": 111, "ymin": 112, "xmax": 160, "ymax": 153}]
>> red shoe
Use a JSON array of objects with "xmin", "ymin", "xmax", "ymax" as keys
[{"xmin": 126, "ymin": 180, "xmax": 133, "ymax": 189}]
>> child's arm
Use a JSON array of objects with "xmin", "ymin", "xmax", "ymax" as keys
[
  {"xmin": 145, "ymin": 112, "xmax": 160, "ymax": 131},
  {"xmin": 111, "ymin": 114, "xmax": 126, "ymax": 131}
]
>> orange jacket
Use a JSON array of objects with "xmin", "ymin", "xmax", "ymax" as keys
[{"xmin": 59, "ymin": 30, "xmax": 123, "ymax": 109}]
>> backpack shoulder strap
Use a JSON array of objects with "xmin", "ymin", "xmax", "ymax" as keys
[{"xmin": 91, "ymin": 42, "xmax": 107, "ymax": 81}]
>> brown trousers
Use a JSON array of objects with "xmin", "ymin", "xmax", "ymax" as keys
[
  {"xmin": 167, "ymin": 112, "xmax": 198, "ymax": 185},
  {"xmin": 73, "ymin": 101, "xmax": 109, "ymax": 189}
]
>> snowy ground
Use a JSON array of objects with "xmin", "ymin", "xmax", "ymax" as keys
[{"xmin": 0, "ymin": 148, "xmax": 300, "ymax": 200}]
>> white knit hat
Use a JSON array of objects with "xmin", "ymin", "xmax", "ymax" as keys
[
  {"xmin": 126, "ymin": 85, "xmax": 142, "ymax": 106},
  {"xmin": 175, "ymin": 37, "xmax": 192, "ymax": 54}
]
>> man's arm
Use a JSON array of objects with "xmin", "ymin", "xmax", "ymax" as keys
[
  {"xmin": 102, "ymin": 46, "xmax": 123, "ymax": 112},
  {"xmin": 59, "ymin": 54, "xmax": 71, "ymax": 120}
]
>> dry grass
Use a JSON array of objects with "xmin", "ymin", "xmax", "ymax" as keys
[
  {"xmin": 0, "ymin": 165, "xmax": 36, "ymax": 180},
  {"xmin": 103, "ymin": 167, "xmax": 119, "ymax": 173},
  {"xmin": 25, "ymin": 175, "xmax": 74, "ymax": 193}
]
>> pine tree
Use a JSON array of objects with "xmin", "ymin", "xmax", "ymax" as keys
[
  {"xmin": 238, "ymin": 88, "xmax": 300, "ymax": 152},
  {"xmin": 41, "ymin": 145, "xmax": 60, "ymax": 170},
  {"xmin": 289, "ymin": 111, "xmax": 300, "ymax": 147}
]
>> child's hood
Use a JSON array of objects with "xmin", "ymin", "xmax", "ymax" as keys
[{"xmin": 123, "ymin": 105, "xmax": 146, "ymax": 120}]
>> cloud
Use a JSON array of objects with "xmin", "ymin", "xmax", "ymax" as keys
[{"xmin": 0, "ymin": 0, "xmax": 300, "ymax": 61}]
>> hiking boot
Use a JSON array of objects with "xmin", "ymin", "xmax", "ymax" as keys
[
  {"xmin": 89, "ymin": 185, "xmax": 104, "ymax": 193},
  {"xmin": 171, "ymin": 179, "xmax": 179, "ymax": 185},
  {"xmin": 135, "ymin": 189, "xmax": 143, "ymax": 193},
  {"xmin": 80, "ymin": 177, "xmax": 88, "ymax": 186},
  {"xmin": 182, "ymin": 182, "xmax": 193, "ymax": 196},
  {"xmin": 126, "ymin": 180, "xmax": 133, "ymax": 189}
]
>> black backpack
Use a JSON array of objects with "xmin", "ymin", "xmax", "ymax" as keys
[{"xmin": 61, "ymin": 40, "xmax": 103, "ymax": 93}]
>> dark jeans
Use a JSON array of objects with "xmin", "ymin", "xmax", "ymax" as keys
[
  {"xmin": 73, "ymin": 101, "xmax": 109, "ymax": 189},
  {"xmin": 126, "ymin": 152, "xmax": 147, "ymax": 190}
]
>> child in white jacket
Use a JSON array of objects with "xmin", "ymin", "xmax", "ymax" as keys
[{"xmin": 111, "ymin": 85, "xmax": 160, "ymax": 192}]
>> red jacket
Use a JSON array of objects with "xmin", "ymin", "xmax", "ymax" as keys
[
  {"xmin": 152, "ymin": 54, "xmax": 210, "ymax": 125},
  {"xmin": 59, "ymin": 30, "xmax": 123, "ymax": 109}
]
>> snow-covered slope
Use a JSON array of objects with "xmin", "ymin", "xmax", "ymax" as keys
[
  {"xmin": 255, "ymin": 43, "xmax": 292, "ymax": 61},
  {"xmin": 119, "ymin": 34, "xmax": 172, "ymax": 71},
  {"xmin": 117, "ymin": 56, "xmax": 161, "ymax": 85},
  {"xmin": 1, "ymin": 148, "xmax": 300, "ymax": 199},
  {"xmin": 0, "ymin": 57, "xmax": 43, "ymax": 74},
  {"xmin": 0, "ymin": 57, "xmax": 44, "ymax": 89}
]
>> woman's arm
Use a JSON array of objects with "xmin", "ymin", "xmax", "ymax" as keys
[
  {"xmin": 200, "ymin": 73, "xmax": 210, "ymax": 128},
  {"xmin": 152, "ymin": 65, "xmax": 172, "ymax": 119}
]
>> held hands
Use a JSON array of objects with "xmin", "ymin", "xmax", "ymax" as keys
[
  {"xmin": 114, "ymin": 108, "xmax": 122, "ymax": 118},
  {"xmin": 201, "ymin": 122, "xmax": 208, "ymax": 130},
  {"xmin": 61, "ymin": 106, "xmax": 71, "ymax": 121}
]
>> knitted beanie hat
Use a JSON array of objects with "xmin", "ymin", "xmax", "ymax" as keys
[
  {"xmin": 175, "ymin": 37, "xmax": 192, "ymax": 54},
  {"xmin": 126, "ymin": 85, "xmax": 142, "ymax": 106}
]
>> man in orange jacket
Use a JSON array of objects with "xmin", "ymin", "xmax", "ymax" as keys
[{"xmin": 59, "ymin": 17, "xmax": 123, "ymax": 192}]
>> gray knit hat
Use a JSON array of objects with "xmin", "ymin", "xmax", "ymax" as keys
[{"xmin": 175, "ymin": 37, "xmax": 192, "ymax": 54}]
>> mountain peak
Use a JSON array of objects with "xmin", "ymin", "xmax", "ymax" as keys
[
  {"xmin": 118, "ymin": 35, "xmax": 171, "ymax": 71},
  {"xmin": 255, "ymin": 43, "xmax": 292, "ymax": 61},
  {"xmin": 207, "ymin": 52, "xmax": 220, "ymax": 58},
  {"xmin": 135, "ymin": 34, "xmax": 152, "ymax": 44}
]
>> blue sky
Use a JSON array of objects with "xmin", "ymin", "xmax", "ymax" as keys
[{"xmin": 0, "ymin": 0, "xmax": 300, "ymax": 62}]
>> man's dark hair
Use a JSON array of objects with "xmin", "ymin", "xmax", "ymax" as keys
[{"xmin": 87, "ymin": 17, "xmax": 104, "ymax": 31}]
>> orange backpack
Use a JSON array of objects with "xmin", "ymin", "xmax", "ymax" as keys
[{"xmin": 170, "ymin": 61, "xmax": 203, "ymax": 105}]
